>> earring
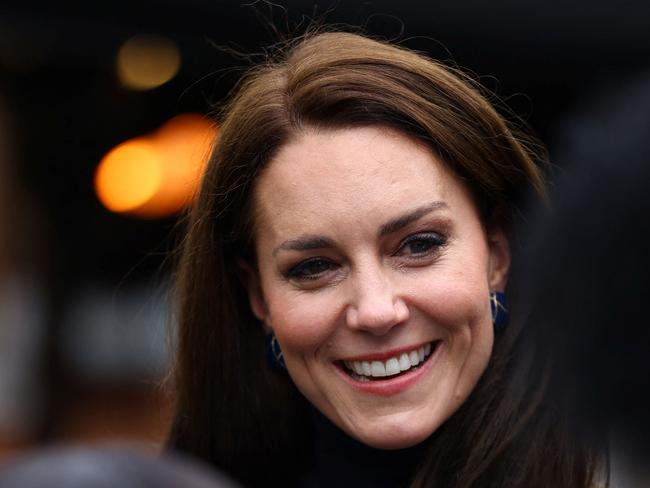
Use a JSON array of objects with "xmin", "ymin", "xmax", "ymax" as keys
[
  {"xmin": 265, "ymin": 332, "xmax": 286, "ymax": 370},
  {"xmin": 490, "ymin": 291, "xmax": 509, "ymax": 332}
]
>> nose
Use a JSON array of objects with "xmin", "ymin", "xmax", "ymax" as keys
[{"xmin": 345, "ymin": 264, "xmax": 409, "ymax": 335}]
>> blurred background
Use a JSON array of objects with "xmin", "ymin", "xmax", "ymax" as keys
[{"xmin": 1, "ymin": 0, "xmax": 649, "ymax": 460}]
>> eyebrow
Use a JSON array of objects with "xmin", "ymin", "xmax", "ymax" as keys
[
  {"xmin": 378, "ymin": 201, "xmax": 448, "ymax": 237},
  {"xmin": 272, "ymin": 201, "xmax": 448, "ymax": 256},
  {"xmin": 273, "ymin": 236, "xmax": 336, "ymax": 256}
]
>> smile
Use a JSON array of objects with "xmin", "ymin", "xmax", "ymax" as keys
[{"xmin": 340, "ymin": 341, "xmax": 439, "ymax": 383}]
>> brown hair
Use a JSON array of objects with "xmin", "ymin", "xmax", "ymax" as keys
[{"xmin": 168, "ymin": 31, "xmax": 600, "ymax": 487}]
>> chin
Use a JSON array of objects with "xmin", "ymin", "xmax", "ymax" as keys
[{"xmin": 346, "ymin": 415, "xmax": 441, "ymax": 450}]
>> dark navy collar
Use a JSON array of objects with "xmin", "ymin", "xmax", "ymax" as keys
[{"xmin": 300, "ymin": 408, "xmax": 427, "ymax": 488}]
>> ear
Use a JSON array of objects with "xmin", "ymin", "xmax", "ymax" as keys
[
  {"xmin": 236, "ymin": 258, "xmax": 272, "ymax": 332},
  {"xmin": 486, "ymin": 228, "xmax": 510, "ymax": 291}
]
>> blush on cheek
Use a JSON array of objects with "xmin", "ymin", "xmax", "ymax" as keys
[
  {"xmin": 269, "ymin": 301, "xmax": 338, "ymax": 353},
  {"xmin": 424, "ymin": 280, "xmax": 488, "ymax": 329}
]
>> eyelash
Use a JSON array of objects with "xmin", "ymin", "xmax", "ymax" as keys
[
  {"xmin": 285, "ymin": 232, "xmax": 448, "ymax": 282},
  {"xmin": 286, "ymin": 257, "xmax": 338, "ymax": 281},
  {"xmin": 394, "ymin": 232, "xmax": 447, "ymax": 259}
]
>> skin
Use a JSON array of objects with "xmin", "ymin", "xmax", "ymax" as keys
[{"xmin": 243, "ymin": 126, "xmax": 510, "ymax": 449}]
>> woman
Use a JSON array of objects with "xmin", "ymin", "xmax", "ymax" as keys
[{"xmin": 168, "ymin": 32, "xmax": 601, "ymax": 487}]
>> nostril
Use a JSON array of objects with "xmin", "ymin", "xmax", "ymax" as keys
[
  {"xmin": 345, "ymin": 306, "xmax": 359, "ymax": 328},
  {"xmin": 346, "ymin": 270, "xmax": 405, "ymax": 332},
  {"xmin": 394, "ymin": 298, "xmax": 410, "ymax": 322},
  {"xmin": 345, "ymin": 298, "xmax": 408, "ymax": 333}
]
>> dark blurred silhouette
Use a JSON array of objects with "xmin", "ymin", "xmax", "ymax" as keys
[
  {"xmin": 515, "ymin": 72, "xmax": 650, "ymax": 486},
  {"xmin": 0, "ymin": 88, "xmax": 48, "ymax": 452},
  {"xmin": 0, "ymin": 447, "xmax": 239, "ymax": 488},
  {"xmin": 0, "ymin": 86, "xmax": 173, "ymax": 452}
]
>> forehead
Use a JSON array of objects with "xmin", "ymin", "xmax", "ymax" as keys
[{"xmin": 252, "ymin": 126, "xmax": 470, "ymax": 239}]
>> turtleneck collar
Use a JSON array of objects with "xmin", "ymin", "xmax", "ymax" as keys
[{"xmin": 300, "ymin": 408, "xmax": 427, "ymax": 488}]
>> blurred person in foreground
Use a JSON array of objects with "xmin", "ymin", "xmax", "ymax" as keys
[
  {"xmin": 0, "ymin": 447, "xmax": 238, "ymax": 488},
  {"xmin": 514, "ymin": 73, "xmax": 650, "ymax": 487}
]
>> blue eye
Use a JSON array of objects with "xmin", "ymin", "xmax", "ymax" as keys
[
  {"xmin": 397, "ymin": 232, "xmax": 447, "ymax": 257},
  {"xmin": 287, "ymin": 258, "xmax": 336, "ymax": 280}
]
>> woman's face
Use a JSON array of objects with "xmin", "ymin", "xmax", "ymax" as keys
[{"xmin": 245, "ymin": 126, "xmax": 510, "ymax": 449}]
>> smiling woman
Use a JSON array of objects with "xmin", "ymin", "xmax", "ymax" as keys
[
  {"xmin": 246, "ymin": 126, "xmax": 508, "ymax": 451},
  {"xmin": 167, "ymin": 32, "xmax": 601, "ymax": 487}
]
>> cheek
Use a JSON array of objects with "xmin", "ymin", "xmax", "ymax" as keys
[
  {"xmin": 435, "ymin": 245, "xmax": 491, "ymax": 328},
  {"xmin": 265, "ymin": 289, "xmax": 340, "ymax": 355},
  {"xmin": 416, "ymin": 275, "xmax": 493, "ymax": 405},
  {"xmin": 409, "ymin": 269, "xmax": 490, "ymax": 333}
]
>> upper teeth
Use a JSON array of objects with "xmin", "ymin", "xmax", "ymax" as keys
[{"xmin": 343, "ymin": 343, "xmax": 433, "ymax": 378}]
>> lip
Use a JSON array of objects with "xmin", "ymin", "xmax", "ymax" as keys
[
  {"xmin": 338, "ymin": 340, "xmax": 435, "ymax": 362},
  {"xmin": 333, "ymin": 340, "xmax": 444, "ymax": 397}
]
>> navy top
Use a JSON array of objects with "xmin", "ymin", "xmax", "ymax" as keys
[{"xmin": 300, "ymin": 409, "xmax": 427, "ymax": 488}]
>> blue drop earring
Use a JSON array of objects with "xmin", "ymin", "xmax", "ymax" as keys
[
  {"xmin": 265, "ymin": 332, "xmax": 286, "ymax": 370},
  {"xmin": 490, "ymin": 291, "xmax": 509, "ymax": 332}
]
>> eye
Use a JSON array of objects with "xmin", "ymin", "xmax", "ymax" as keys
[
  {"xmin": 286, "ymin": 258, "xmax": 338, "ymax": 280},
  {"xmin": 396, "ymin": 232, "xmax": 447, "ymax": 259}
]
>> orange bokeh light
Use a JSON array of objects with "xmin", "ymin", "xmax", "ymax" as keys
[
  {"xmin": 95, "ymin": 138, "xmax": 161, "ymax": 213},
  {"xmin": 94, "ymin": 114, "xmax": 217, "ymax": 218},
  {"xmin": 116, "ymin": 35, "xmax": 181, "ymax": 91}
]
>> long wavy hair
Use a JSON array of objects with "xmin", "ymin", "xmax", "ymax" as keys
[{"xmin": 168, "ymin": 31, "xmax": 601, "ymax": 487}]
